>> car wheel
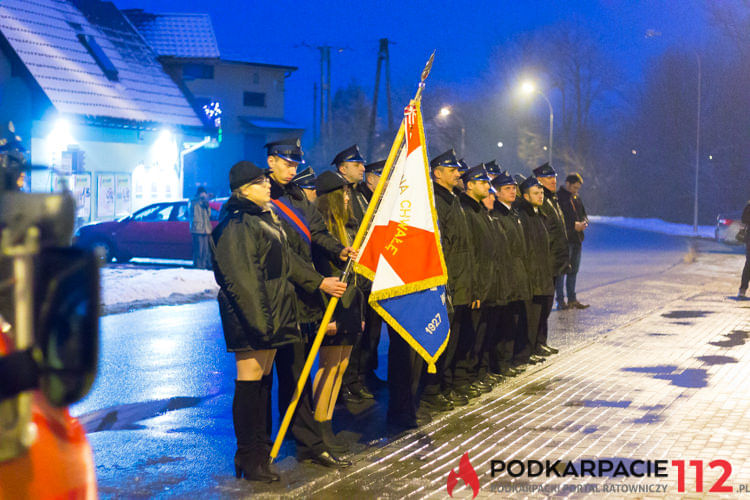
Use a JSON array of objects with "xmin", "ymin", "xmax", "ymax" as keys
[{"xmin": 91, "ymin": 240, "xmax": 114, "ymax": 263}]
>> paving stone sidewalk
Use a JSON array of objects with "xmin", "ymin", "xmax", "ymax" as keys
[{"xmin": 239, "ymin": 250, "xmax": 748, "ymax": 500}]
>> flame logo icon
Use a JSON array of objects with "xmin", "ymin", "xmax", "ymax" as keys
[{"xmin": 446, "ymin": 452, "xmax": 480, "ymax": 498}]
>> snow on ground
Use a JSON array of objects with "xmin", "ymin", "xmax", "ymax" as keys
[
  {"xmin": 589, "ymin": 215, "xmax": 714, "ymax": 239},
  {"xmin": 101, "ymin": 265, "xmax": 218, "ymax": 315}
]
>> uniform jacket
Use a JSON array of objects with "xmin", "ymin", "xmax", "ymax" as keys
[
  {"xmin": 189, "ymin": 195, "xmax": 212, "ymax": 234},
  {"xmin": 539, "ymin": 186, "xmax": 571, "ymax": 276},
  {"xmin": 270, "ymin": 177, "xmax": 345, "ymax": 323},
  {"xmin": 514, "ymin": 197, "xmax": 554, "ymax": 296},
  {"xmin": 459, "ymin": 192, "xmax": 502, "ymax": 305},
  {"xmin": 433, "ymin": 183, "xmax": 473, "ymax": 306},
  {"xmin": 211, "ymin": 195, "xmax": 300, "ymax": 351},
  {"xmin": 349, "ymin": 184, "xmax": 370, "ymax": 225},
  {"xmin": 356, "ymin": 182, "xmax": 374, "ymax": 203},
  {"xmin": 557, "ymin": 187, "xmax": 588, "ymax": 245},
  {"xmin": 491, "ymin": 201, "xmax": 533, "ymax": 302}
]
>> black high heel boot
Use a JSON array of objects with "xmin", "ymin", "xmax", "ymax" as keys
[
  {"xmin": 258, "ymin": 374, "xmax": 280, "ymax": 481},
  {"xmin": 233, "ymin": 380, "xmax": 276, "ymax": 482}
]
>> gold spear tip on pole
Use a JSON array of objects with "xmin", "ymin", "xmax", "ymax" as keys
[{"xmin": 421, "ymin": 50, "xmax": 435, "ymax": 82}]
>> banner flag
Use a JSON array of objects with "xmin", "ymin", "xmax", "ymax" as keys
[{"xmin": 354, "ymin": 101, "xmax": 449, "ymax": 373}]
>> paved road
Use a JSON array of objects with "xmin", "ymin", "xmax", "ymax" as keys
[{"xmin": 70, "ymin": 224, "xmax": 746, "ymax": 497}]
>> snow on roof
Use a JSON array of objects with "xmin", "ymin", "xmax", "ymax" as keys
[
  {"xmin": 124, "ymin": 10, "xmax": 220, "ymax": 59},
  {"xmin": 0, "ymin": 0, "xmax": 203, "ymax": 127}
]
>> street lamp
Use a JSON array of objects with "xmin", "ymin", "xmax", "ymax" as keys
[
  {"xmin": 437, "ymin": 106, "xmax": 466, "ymax": 155},
  {"xmin": 520, "ymin": 80, "xmax": 553, "ymax": 165}
]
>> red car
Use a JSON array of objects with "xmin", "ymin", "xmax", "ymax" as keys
[{"xmin": 74, "ymin": 199, "xmax": 225, "ymax": 262}]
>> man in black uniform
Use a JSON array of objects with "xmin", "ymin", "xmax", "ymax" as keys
[
  {"xmin": 351, "ymin": 159, "xmax": 386, "ymax": 394},
  {"xmin": 532, "ymin": 163, "xmax": 566, "ymax": 353},
  {"xmin": 457, "ymin": 164, "xmax": 503, "ymax": 396},
  {"xmin": 265, "ymin": 138, "xmax": 353, "ymax": 467},
  {"xmin": 333, "ymin": 145, "xmax": 368, "ymax": 223},
  {"xmin": 329, "ymin": 145, "xmax": 377, "ymax": 404},
  {"xmin": 515, "ymin": 175, "xmax": 555, "ymax": 363},
  {"xmin": 292, "ymin": 166, "xmax": 317, "ymax": 202},
  {"xmin": 420, "ymin": 149, "xmax": 474, "ymax": 412},
  {"xmin": 490, "ymin": 171, "xmax": 532, "ymax": 377}
]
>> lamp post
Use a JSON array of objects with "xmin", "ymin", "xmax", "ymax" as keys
[
  {"xmin": 693, "ymin": 53, "xmax": 701, "ymax": 234},
  {"xmin": 520, "ymin": 81, "xmax": 553, "ymax": 165},
  {"xmin": 438, "ymin": 106, "xmax": 466, "ymax": 155}
]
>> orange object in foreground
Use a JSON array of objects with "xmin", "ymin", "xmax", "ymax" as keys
[{"xmin": 0, "ymin": 329, "xmax": 97, "ymax": 500}]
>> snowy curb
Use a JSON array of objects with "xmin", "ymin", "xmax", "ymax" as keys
[{"xmin": 100, "ymin": 266, "xmax": 218, "ymax": 316}]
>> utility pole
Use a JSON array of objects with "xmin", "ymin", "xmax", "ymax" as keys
[{"xmin": 367, "ymin": 38, "xmax": 394, "ymax": 158}]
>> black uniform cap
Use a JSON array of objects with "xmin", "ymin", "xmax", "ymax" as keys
[
  {"xmin": 429, "ymin": 149, "xmax": 460, "ymax": 170},
  {"xmin": 532, "ymin": 162, "xmax": 556, "ymax": 178},
  {"xmin": 365, "ymin": 160, "xmax": 386, "ymax": 175},
  {"xmin": 331, "ymin": 144, "xmax": 365, "ymax": 166},
  {"xmin": 264, "ymin": 138, "xmax": 304, "ymax": 164},
  {"xmin": 518, "ymin": 174, "xmax": 542, "ymax": 193},
  {"xmin": 457, "ymin": 158, "xmax": 470, "ymax": 173},
  {"xmin": 315, "ymin": 170, "xmax": 348, "ymax": 195},
  {"xmin": 484, "ymin": 160, "xmax": 501, "ymax": 175},
  {"xmin": 292, "ymin": 166, "xmax": 316, "ymax": 189},
  {"xmin": 229, "ymin": 161, "xmax": 265, "ymax": 191},
  {"xmin": 461, "ymin": 164, "xmax": 492, "ymax": 183},
  {"xmin": 490, "ymin": 170, "xmax": 516, "ymax": 188}
]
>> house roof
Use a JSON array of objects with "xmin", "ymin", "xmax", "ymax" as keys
[
  {"xmin": 123, "ymin": 10, "xmax": 220, "ymax": 59},
  {"xmin": 239, "ymin": 116, "xmax": 304, "ymax": 132},
  {"xmin": 0, "ymin": 0, "xmax": 203, "ymax": 128}
]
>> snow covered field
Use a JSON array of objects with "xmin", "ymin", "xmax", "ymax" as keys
[
  {"xmin": 98, "ymin": 216, "xmax": 721, "ymax": 315},
  {"xmin": 589, "ymin": 215, "xmax": 714, "ymax": 239}
]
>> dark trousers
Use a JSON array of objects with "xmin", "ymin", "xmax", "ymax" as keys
[
  {"xmin": 476, "ymin": 306, "xmax": 500, "ymax": 381},
  {"xmin": 491, "ymin": 303, "xmax": 517, "ymax": 372},
  {"xmin": 387, "ymin": 326, "xmax": 424, "ymax": 421},
  {"xmin": 512, "ymin": 300, "xmax": 531, "ymax": 363},
  {"xmin": 530, "ymin": 294, "xmax": 554, "ymax": 348},
  {"xmin": 343, "ymin": 302, "xmax": 382, "ymax": 389},
  {"xmin": 454, "ymin": 308, "xmax": 487, "ymax": 385},
  {"xmin": 274, "ymin": 331, "xmax": 325, "ymax": 456},
  {"xmin": 555, "ymin": 243, "xmax": 582, "ymax": 303},
  {"xmin": 448, "ymin": 306, "xmax": 477, "ymax": 389},
  {"xmin": 742, "ymin": 245, "xmax": 750, "ymax": 291},
  {"xmin": 191, "ymin": 233, "xmax": 212, "ymax": 269}
]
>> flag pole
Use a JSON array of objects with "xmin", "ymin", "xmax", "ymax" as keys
[{"xmin": 269, "ymin": 52, "xmax": 436, "ymax": 463}]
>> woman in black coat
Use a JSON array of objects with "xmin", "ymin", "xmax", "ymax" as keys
[
  {"xmin": 211, "ymin": 161, "xmax": 299, "ymax": 482},
  {"xmin": 740, "ymin": 200, "xmax": 750, "ymax": 298},
  {"xmin": 309, "ymin": 171, "xmax": 364, "ymax": 451}
]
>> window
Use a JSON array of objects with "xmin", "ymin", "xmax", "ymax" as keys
[
  {"xmin": 175, "ymin": 202, "xmax": 189, "ymax": 222},
  {"xmin": 253, "ymin": 72, "xmax": 259, "ymax": 84},
  {"xmin": 243, "ymin": 91, "xmax": 266, "ymax": 107},
  {"xmin": 77, "ymin": 34, "xmax": 118, "ymax": 81},
  {"xmin": 183, "ymin": 64, "xmax": 214, "ymax": 80},
  {"xmin": 132, "ymin": 204, "xmax": 173, "ymax": 222}
]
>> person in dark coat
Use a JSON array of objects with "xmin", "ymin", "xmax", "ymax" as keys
[
  {"xmin": 265, "ymin": 139, "xmax": 353, "ymax": 468},
  {"xmin": 457, "ymin": 164, "xmax": 503, "ymax": 396},
  {"xmin": 189, "ymin": 186, "xmax": 213, "ymax": 269},
  {"xmin": 533, "ymin": 163, "xmax": 569, "ymax": 317},
  {"xmin": 556, "ymin": 173, "xmax": 590, "ymax": 309},
  {"xmin": 333, "ymin": 145, "xmax": 368, "ymax": 223},
  {"xmin": 347, "ymin": 159, "xmax": 386, "ymax": 398},
  {"xmin": 310, "ymin": 171, "xmax": 365, "ymax": 453},
  {"xmin": 292, "ymin": 166, "xmax": 317, "ymax": 203},
  {"xmin": 514, "ymin": 175, "xmax": 556, "ymax": 364},
  {"xmin": 740, "ymin": 200, "xmax": 750, "ymax": 298},
  {"xmin": 490, "ymin": 171, "xmax": 533, "ymax": 377},
  {"xmin": 420, "ymin": 149, "xmax": 474, "ymax": 412},
  {"xmin": 211, "ymin": 161, "xmax": 294, "ymax": 482}
]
